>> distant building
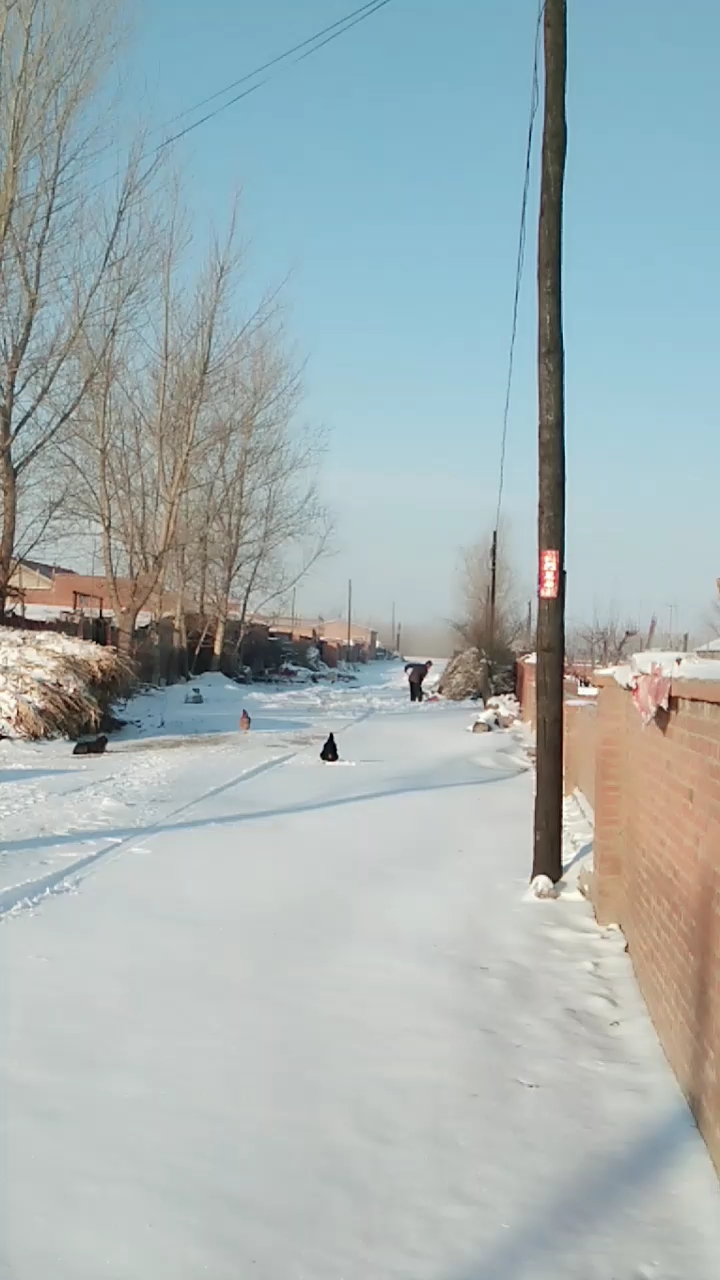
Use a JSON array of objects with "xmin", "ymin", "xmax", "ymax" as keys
[
  {"xmin": 9, "ymin": 559, "xmax": 75, "ymax": 593},
  {"xmin": 8, "ymin": 561, "xmax": 378, "ymax": 663},
  {"xmin": 250, "ymin": 613, "xmax": 378, "ymax": 664},
  {"xmin": 8, "ymin": 560, "xmax": 186, "ymax": 626}
]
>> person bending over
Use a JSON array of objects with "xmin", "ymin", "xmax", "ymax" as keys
[{"xmin": 405, "ymin": 660, "xmax": 433, "ymax": 703}]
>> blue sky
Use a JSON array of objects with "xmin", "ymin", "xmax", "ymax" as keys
[{"xmin": 125, "ymin": 0, "xmax": 720, "ymax": 635}]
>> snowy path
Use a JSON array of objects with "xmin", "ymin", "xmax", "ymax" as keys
[{"xmin": 2, "ymin": 672, "xmax": 720, "ymax": 1278}]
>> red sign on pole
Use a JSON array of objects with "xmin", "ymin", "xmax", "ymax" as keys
[{"xmin": 539, "ymin": 549, "xmax": 561, "ymax": 600}]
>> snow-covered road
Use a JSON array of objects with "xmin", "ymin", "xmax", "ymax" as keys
[{"xmin": 2, "ymin": 665, "xmax": 719, "ymax": 1278}]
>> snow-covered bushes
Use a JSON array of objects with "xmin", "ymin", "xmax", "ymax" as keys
[{"xmin": 0, "ymin": 629, "xmax": 133, "ymax": 740}]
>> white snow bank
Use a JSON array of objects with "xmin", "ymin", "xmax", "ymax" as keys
[
  {"xmin": 573, "ymin": 683, "xmax": 599, "ymax": 697},
  {"xmin": 526, "ymin": 793, "xmax": 595, "ymax": 904},
  {"xmin": 14, "ymin": 603, "xmax": 153, "ymax": 626},
  {"xmin": 0, "ymin": 628, "xmax": 130, "ymax": 739},
  {"xmin": 3, "ymin": 681, "xmax": 720, "ymax": 1276},
  {"xmin": 609, "ymin": 651, "xmax": 720, "ymax": 689},
  {"xmin": 467, "ymin": 695, "xmax": 521, "ymax": 734}
]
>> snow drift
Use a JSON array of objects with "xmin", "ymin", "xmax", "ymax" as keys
[{"xmin": 0, "ymin": 628, "xmax": 132, "ymax": 740}]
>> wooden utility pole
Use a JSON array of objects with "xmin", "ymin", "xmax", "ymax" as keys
[
  {"xmin": 347, "ymin": 579, "xmax": 353, "ymax": 660},
  {"xmin": 489, "ymin": 529, "xmax": 498, "ymax": 660},
  {"xmin": 532, "ymin": 0, "xmax": 567, "ymax": 886}
]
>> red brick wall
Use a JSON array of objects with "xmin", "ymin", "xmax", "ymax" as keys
[
  {"xmin": 578, "ymin": 676, "xmax": 720, "ymax": 1173},
  {"xmin": 564, "ymin": 698, "xmax": 598, "ymax": 810},
  {"xmin": 517, "ymin": 660, "xmax": 536, "ymax": 728}
]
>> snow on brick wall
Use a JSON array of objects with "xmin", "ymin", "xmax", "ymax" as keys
[{"xmin": 578, "ymin": 676, "xmax": 720, "ymax": 1174}]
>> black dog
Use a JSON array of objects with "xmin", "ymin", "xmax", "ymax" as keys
[
  {"xmin": 73, "ymin": 734, "xmax": 108, "ymax": 757},
  {"xmin": 320, "ymin": 733, "xmax": 339, "ymax": 763}
]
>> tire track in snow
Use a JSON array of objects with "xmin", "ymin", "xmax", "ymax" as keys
[
  {"xmin": 0, "ymin": 708, "xmax": 376, "ymax": 921},
  {"xmin": 0, "ymin": 750, "xmax": 297, "ymax": 921}
]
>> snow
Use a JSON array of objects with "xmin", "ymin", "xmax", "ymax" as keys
[
  {"xmin": 529, "ymin": 874, "xmax": 560, "ymax": 899},
  {"xmin": 1, "ymin": 662, "xmax": 720, "ymax": 1278},
  {"xmin": 609, "ymin": 650, "xmax": 720, "ymax": 688},
  {"xmin": 560, "ymin": 789, "xmax": 596, "ymax": 901},
  {"xmin": 0, "ymin": 627, "xmax": 124, "ymax": 739},
  {"xmin": 13, "ymin": 604, "xmax": 153, "ymax": 626}
]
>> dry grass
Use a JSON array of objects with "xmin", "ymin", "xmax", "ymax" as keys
[{"xmin": 0, "ymin": 629, "xmax": 134, "ymax": 740}]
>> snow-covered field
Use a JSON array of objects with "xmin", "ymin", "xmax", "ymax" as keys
[
  {"xmin": 1, "ymin": 662, "xmax": 719, "ymax": 1278},
  {"xmin": 0, "ymin": 664, "xmax": 414, "ymax": 909}
]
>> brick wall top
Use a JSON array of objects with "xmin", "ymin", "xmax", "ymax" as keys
[
  {"xmin": 670, "ymin": 679, "xmax": 720, "ymax": 706},
  {"xmin": 592, "ymin": 671, "xmax": 720, "ymax": 707}
]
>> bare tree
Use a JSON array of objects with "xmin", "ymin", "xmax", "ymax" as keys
[
  {"xmin": 566, "ymin": 613, "xmax": 640, "ymax": 669},
  {"xmin": 65, "ymin": 196, "xmax": 257, "ymax": 652},
  {"xmin": 185, "ymin": 326, "xmax": 330, "ymax": 670},
  {"xmin": 0, "ymin": 0, "xmax": 157, "ymax": 615},
  {"xmin": 454, "ymin": 525, "xmax": 523, "ymax": 662}
]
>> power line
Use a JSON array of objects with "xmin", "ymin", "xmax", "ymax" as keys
[
  {"xmin": 113, "ymin": 0, "xmax": 397, "ymax": 194},
  {"xmin": 20, "ymin": 0, "xmax": 397, "ymax": 207},
  {"xmin": 158, "ymin": 0, "xmax": 393, "ymax": 139},
  {"xmin": 156, "ymin": 0, "xmax": 394, "ymax": 153},
  {"xmin": 493, "ymin": 0, "xmax": 544, "ymax": 534},
  {"xmin": 294, "ymin": 2, "xmax": 392, "ymax": 67}
]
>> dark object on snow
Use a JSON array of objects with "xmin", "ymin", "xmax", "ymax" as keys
[
  {"xmin": 405, "ymin": 660, "xmax": 432, "ymax": 703},
  {"xmin": 239, "ymin": 709, "xmax": 251, "ymax": 732},
  {"xmin": 100, "ymin": 712, "xmax": 127, "ymax": 734},
  {"xmin": 320, "ymin": 733, "xmax": 339, "ymax": 763},
  {"xmin": 73, "ymin": 734, "xmax": 108, "ymax": 756},
  {"xmin": 185, "ymin": 686, "xmax": 204, "ymax": 705}
]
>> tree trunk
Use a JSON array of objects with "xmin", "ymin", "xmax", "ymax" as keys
[
  {"xmin": 149, "ymin": 622, "xmax": 163, "ymax": 685},
  {"xmin": 175, "ymin": 607, "xmax": 189, "ymax": 681},
  {"xmin": 211, "ymin": 616, "xmax": 226, "ymax": 672},
  {"xmin": 0, "ymin": 448, "xmax": 17, "ymax": 619},
  {"xmin": 532, "ymin": 0, "xmax": 567, "ymax": 886},
  {"xmin": 190, "ymin": 620, "xmax": 210, "ymax": 675},
  {"xmin": 115, "ymin": 609, "xmax": 137, "ymax": 658}
]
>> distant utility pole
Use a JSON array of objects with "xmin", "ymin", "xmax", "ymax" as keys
[
  {"xmin": 347, "ymin": 579, "xmax": 353, "ymax": 660},
  {"xmin": 489, "ymin": 529, "xmax": 498, "ymax": 658},
  {"xmin": 665, "ymin": 603, "xmax": 676, "ymax": 649},
  {"xmin": 532, "ymin": 0, "xmax": 567, "ymax": 887}
]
